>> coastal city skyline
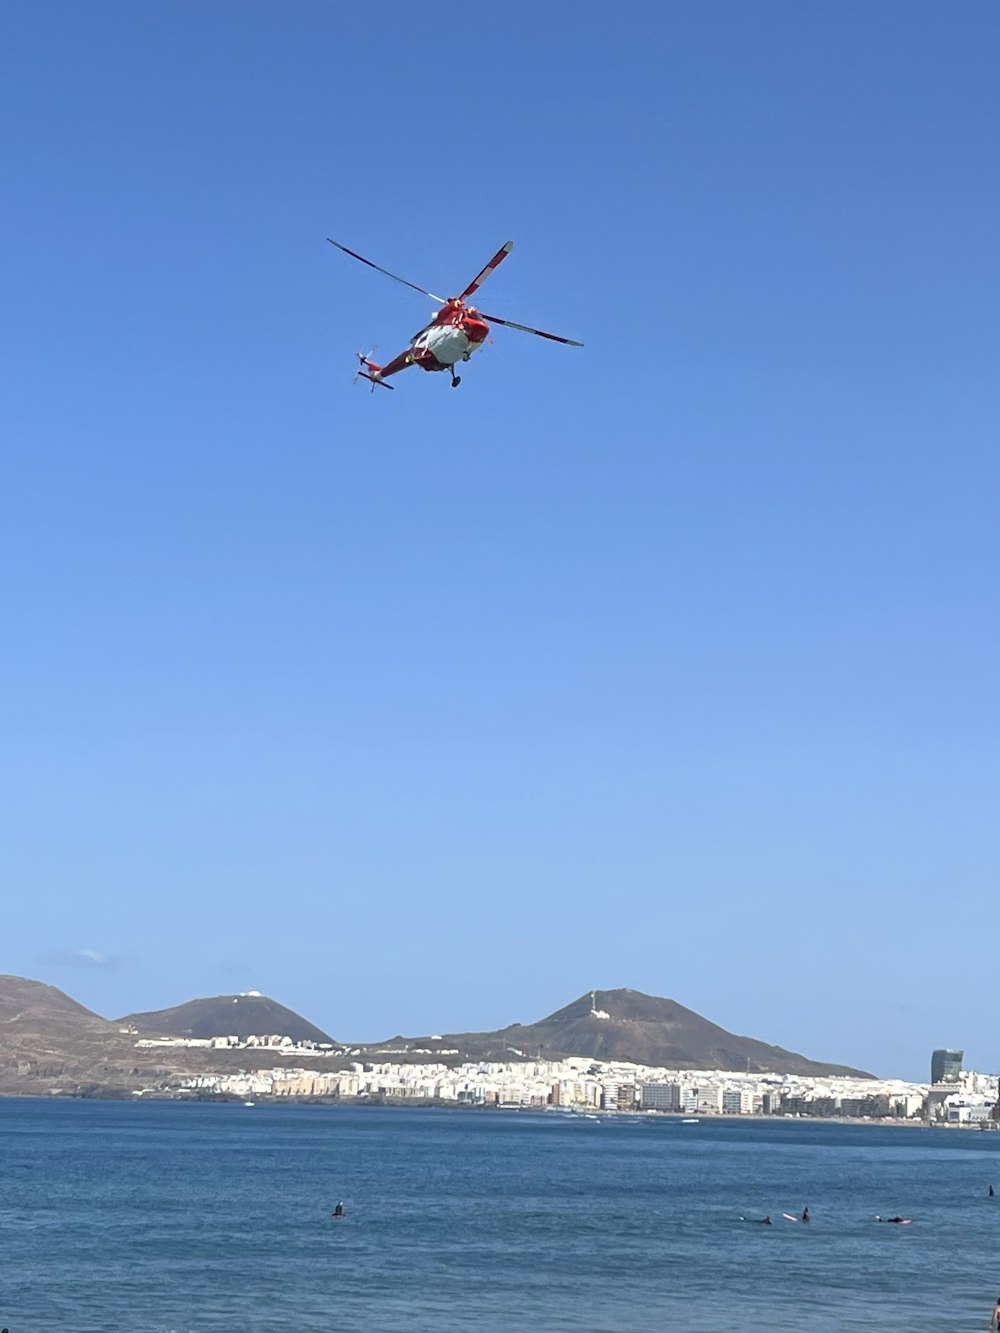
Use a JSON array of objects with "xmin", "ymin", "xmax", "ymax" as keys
[
  {"xmin": 5, "ymin": 965, "xmax": 992, "ymax": 1115},
  {"xmin": 1, "ymin": 970, "xmax": 984, "ymax": 1088},
  {"xmin": 159, "ymin": 1054, "xmax": 1000, "ymax": 1126},
  {"xmin": 4, "ymin": 3, "xmax": 998, "ymax": 1088},
  {"xmin": 130, "ymin": 1014, "xmax": 997, "ymax": 1120}
]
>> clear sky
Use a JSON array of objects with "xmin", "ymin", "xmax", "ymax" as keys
[{"xmin": 2, "ymin": 3, "xmax": 997, "ymax": 1081}]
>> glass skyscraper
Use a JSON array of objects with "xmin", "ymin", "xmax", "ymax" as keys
[{"xmin": 931, "ymin": 1049, "xmax": 963, "ymax": 1083}]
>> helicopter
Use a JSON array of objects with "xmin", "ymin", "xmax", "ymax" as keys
[{"xmin": 327, "ymin": 238, "xmax": 583, "ymax": 390}]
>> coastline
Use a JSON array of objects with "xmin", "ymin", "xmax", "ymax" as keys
[{"xmin": 2, "ymin": 1088, "xmax": 989, "ymax": 1129}]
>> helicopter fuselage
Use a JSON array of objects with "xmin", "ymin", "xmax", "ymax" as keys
[{"xmin": 400, "ymin": 300, "xmax": 490, "ymax": 375}]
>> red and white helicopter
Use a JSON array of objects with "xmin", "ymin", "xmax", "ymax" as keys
[{"xmin": 327, "ymin": 238, "xmax": 583, "ymax": 390}]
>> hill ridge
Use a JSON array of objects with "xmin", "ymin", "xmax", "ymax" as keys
[
  {"xmin": 415, "ymin": 987, "xmax": 872, "ymax": 1077},
  {"xmin": 118, "ymin": 993, "xmax": 335, "ymax": 1045},
  {"xmin": 0, "ymin": 975, "xmax": 873, "ymax": 1085}
]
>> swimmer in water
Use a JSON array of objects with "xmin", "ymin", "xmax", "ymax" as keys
[{"xmin": 332, "ymin": 1200, "xmax": 345, "ymax": 1218}]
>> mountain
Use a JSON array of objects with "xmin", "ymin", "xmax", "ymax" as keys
[
  {"xmin": 0, "ymin": 974, "xmax": 114, "ymax": 1039},
  {"xmin": 0, "ymin": 976, "xmax": 873, "ymax": 1098},
  {"xmin": 0, "ymin": 977, "xmax": 338, "ymax": 1097},
  {"xmin": 118, "ymin": 992, "xmax": 334, "ymax": 1045},
  {"xmin": 411, "ymin": 988, "xmax": 872, "ymax": 1077},
  {"xmin": 0, "ymin": 974, "xmax": 141, "ymax": 1095}
]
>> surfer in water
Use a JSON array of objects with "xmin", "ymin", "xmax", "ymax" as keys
[
  {"xmin": 332, "ymin": 1201, "xmax": 345, "ymax": 1218},
  {"xmin": 801, "ymin": 1206, "xmax": 810, "ymax": 1223},
  {"xmin": 875, "ymin": 1215, "xmax": 907, "ymax": 1224},
  {"xmin": 990, "ymin": 1185, "xmax": 995, "ymax": 1198}
]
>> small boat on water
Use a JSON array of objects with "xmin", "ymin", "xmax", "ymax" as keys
[
  {"xmin": 681, "ymin": 1117, "xmax": 699, "ymax": 1124},
  {"xmin": 244, "ymin": 1101, "xmax": 256, "ymax": 1107}
]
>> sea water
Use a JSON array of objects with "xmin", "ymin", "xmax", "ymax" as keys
[{"xmin": 1, "ymin": 1099, "xmax": 999, "ymax": 1332}]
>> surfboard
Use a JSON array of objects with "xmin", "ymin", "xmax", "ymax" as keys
[{"xmin": 782, "ymin": 1213, "xmax": 800, "ymax": 1222}]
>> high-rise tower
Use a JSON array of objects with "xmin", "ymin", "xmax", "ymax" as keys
[{"xmin": 931, "ymin": 1049, "xmax": 963, "ymax": 1083}]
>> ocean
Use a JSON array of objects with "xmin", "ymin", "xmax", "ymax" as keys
[{"xmin": 1, "ymin": 1098, "xmax": 998, "ymax": 1331}]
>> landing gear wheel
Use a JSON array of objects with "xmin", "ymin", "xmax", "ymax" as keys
[{"xmin": 451, "ymin": 375, "xmax": 461, "ymax": 388}]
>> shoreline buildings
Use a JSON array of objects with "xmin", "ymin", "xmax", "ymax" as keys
[{"xmin": 161, "ymin": 1055, "xmax": 999, "ymax": 1123}]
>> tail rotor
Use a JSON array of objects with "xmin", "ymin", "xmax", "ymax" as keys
[
  {"xmin": 352, "ymin": 348, "xmax": 376, "ymax": 385},
  {"xmin": 353, "ymin": 349, "xmax": 393, "ymax": 392}
]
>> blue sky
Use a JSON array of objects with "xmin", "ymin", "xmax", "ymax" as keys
[{"xmin": 2, "ymin": 3, "xmax": 997, "ymax": 1080}]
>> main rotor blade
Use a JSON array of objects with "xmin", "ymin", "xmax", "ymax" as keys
[
  {"xmin": 459, "ymin": 241, "xmax": 514, "ymax": 301},
  {"xmin": 480, "ymin": 312, "xmax": 583, "ymax": 347},
  {"xmin": 327, "ymin": 239, "xmax": 444, "ymax": 304}
]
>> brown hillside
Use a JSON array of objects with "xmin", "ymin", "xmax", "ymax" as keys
[
  {"xmin": 0, "ymin": 976, "xmax": 341, "ymax": 1097},
  {"xmin": 0, "ymin": 974, "xmax": 138, "ymax": 1095},
  {"xmin": 0, "ymin": 974, "xmax": 116, "ymax": 1039}
]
